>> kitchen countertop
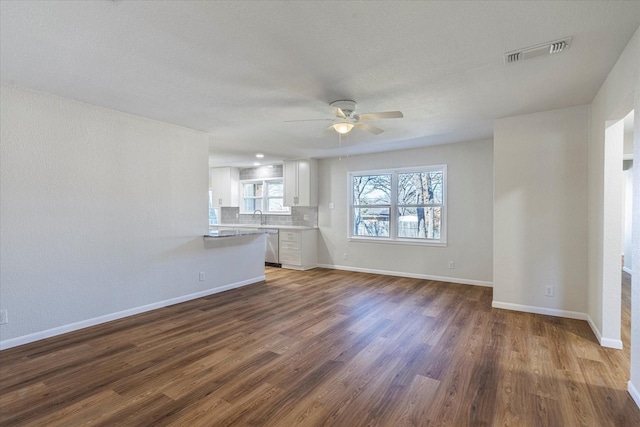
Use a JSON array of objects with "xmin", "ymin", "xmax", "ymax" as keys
[
  {"xmin": 211, "ymin": 224, "xmax": 318, "ymax": 230},
  {"xmin": 204, "ymin": 228, "xmax": 276, "ymax": 239}
]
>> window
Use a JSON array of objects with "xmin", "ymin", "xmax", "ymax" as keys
[
  {"xmin": 349, "ymin": 166, "xmax": 446, "ymax": 245},
  {"xmin": 241, "ymin": 179, "xmax": 289, "ymax": 214},
  {"xmin": 208, "ymin": 191, "xmax": 219, "ymax": 225}
]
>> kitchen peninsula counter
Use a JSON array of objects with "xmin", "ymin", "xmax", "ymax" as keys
[
  {"xmin": 204, "ymin": 228, "xmax": 275, "ymax": 239},
  {"xmin": 208, "ymin": 224, "xmax": 318, "ymax": 270},
  {"xmin": 211, "ymin": 224, "xmax": 317, "ymax": 230}
]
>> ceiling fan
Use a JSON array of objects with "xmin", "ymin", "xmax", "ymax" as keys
[{"xmin": 286, "ymin": 100, "xmax": 403, "ymax": 135}]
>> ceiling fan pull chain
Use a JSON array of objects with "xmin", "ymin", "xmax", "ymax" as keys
[{"xmin": 346, "ymin": 132, "xmax": 350, "ymax": 170}]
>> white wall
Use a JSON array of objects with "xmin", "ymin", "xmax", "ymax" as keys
[
  {"xmin": 493, "ymin": 105, "xmax": 589, "ymax": 317},
  {"xmin": 588, "ymin": 26, "xmax": 639, "ymax": 349},
  {"xmin": 317, "ymin": 139, "xmax": 493, "ymax": 285},
  {"xmin": 631, "ymin": 88, "xmax": 640, "ymax": 411},
  {"xmin": 623, "ymin": 110, "xmax": 634, "ymax": 273},
  {"xmin": 0, "ymin": 84, "xmax": 265, "ymax": 349},
  {"xmin": 624, "ymin": 161, "xmax": 633, "ymax": 273},
  {"xmin": 585, "ymin": 25, "xmax": 639, "ymax": 406},
  {"xmin": 624, "ymin": 111, "xmax": 635, "ymax": 156}
]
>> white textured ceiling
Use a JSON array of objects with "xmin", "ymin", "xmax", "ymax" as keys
[{"xmin": 1, "ymin": 1, "xmax": 639, "ymax": 167}]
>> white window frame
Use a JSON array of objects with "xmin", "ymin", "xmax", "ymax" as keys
[
  {"xmin": 240, "ymin": 178, "xmax": 290, "ymax": 214},
  {"xmin": 348, "ymin": 165, "xmax": 447, "ymax": 246}
]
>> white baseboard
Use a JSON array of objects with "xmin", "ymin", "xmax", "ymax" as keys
[
  {"xmin": 491, "ymin": 301, "xmax": 625, "ymax": 350},
  {"xmin": 281, "ymin": 264, "xmax": 317, "ymax": 271},
  {"xmin": 491, "ymin": 300, "xmax": 588, "ymax": 320},
  {"xmin": 0, "ymin": 275, "xmax": 265, "ymax": 351},
  {"xmin": 586, "ymin": 314, "xmax": 624, "ymax": 349},
  {"xmin": 586, "ymin": 315, "xmax": 605, "ymax": 345},
  {"xmin": 622, "ymin": 266, "xmax": 632, "ymax": 275},
  {"xmin": 316, "ymin": 263, "xmax": 492, "ymax": 287},
  {"xmin": 629, "ymin": 381, "xmax": 640, "ymax": 410}
]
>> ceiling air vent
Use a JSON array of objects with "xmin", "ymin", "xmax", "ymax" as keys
[
  {"xmin": 504, "ymin": 36, "xmax": 572, "ymax": 64},
  {"xmin": 505, "ymin": 52, "xmax": 521, "ymax": 63}
]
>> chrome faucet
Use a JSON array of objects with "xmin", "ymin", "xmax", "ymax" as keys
[{"xmin": 253, "ymin": 209, "xmax": 265, "ymax": 225}]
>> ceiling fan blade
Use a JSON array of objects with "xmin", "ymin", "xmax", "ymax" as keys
[
  {"xmin": 334, "ymin": 107, "xmax": 347, "ymax": 119},
  {"xmin": 356, "ymin": 111, "xmax": 404, "ymax": 121},
  {"xmin": 284, "ymin": 118, "xmax": 333, "ymax": 123},
  {"xmin": 355, "ymin": 122, "xmax": 384, "ymax": 135}
]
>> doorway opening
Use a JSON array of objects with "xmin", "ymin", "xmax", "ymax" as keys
[
  {"xmin": 603, "ymin": 106, "xmax": 636, "ymax": 405},
  {"xmin": 621, "ymin": 111, "xmax": 634, "ymax": 356}
]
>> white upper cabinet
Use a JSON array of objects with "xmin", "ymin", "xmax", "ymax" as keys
[
  {"xmin": 284, "ymin": 158, "xmax": 318, "ymax": 206},
  {"xmin": 209, "ymin": 167, "xmax": 239, "ymax": 207}
]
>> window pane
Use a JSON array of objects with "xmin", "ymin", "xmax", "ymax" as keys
[
  {"xmin": 243, "ymin": 183, "xmax": 254, "ymax": 197},
  {"xmin": 397, "ymin": 207, "xmax": 441, "ymax": 239},
  {"xmin": 398, "ymin": 172, "xmax": 443, "ymax": 205},
  {"xmin": 209, "ymin": 207, "xmax": 219, "ymax": 225},
  {"xmin": 353, "ymin": 208, "xmax": 390, "ymax": 237},
  {"xmin": 243, "ymin": 183, "xmax": 263, "ymax": 197},
  {"xmin": 353, "ymin": 175, "xmax": 391, "ymax": 205},
  {"xmin": 267, "ymin": 181, "xmax": 283, "ymax": 197},
  {"xmin": 243, "ymin": 198, "xmax": 262, "ymax": 212},
  {"xmin": 268, "ymin": 198, "xmax": 286, "ymax": 212},
  {"xmin": 208, "ymin": 191, "xmax": 218, "ymax": 225}
]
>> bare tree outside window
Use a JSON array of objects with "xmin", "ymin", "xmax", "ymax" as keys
[
  {"xmin": 350, "ymin": 167, "xmax": 446, "ymax": 243},
  {"xmin": 352, "ymin": 174, "xmax": 391, "ymax": 237},
  {"xmin": 397, "ymin": 171, "xmax": 443, "ymax": 239}
]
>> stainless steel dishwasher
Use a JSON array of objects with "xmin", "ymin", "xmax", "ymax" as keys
[{"xmin": 265, "ymin": 229, "xmax": 280, "ymax": 266}]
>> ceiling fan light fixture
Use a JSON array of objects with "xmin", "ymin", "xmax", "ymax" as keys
[{"xmin": 333, "ymin": 121, "xmax": 354, "ymax": 134}]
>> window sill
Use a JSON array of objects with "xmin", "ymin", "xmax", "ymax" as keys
[{"xmin": 347, "ymin": 237, "xmax": 447, "ymax": 247}]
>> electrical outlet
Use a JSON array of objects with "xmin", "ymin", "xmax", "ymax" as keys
[
  {"xmin": 304, "ymin": 215, "xmax": 309, "ymax": 220},
  {"xmin": 199, "ymin": 272, "xmax": 205, "ymax": 281},
  {"xmin": 545, "ymin": 285, "xmax": 554, "ymax": 297},
  {"xmin": 343, "ymin": 253, "xmax": 348, "ymax": 260},
  {"xmin": 448, "ymin": 261, "xmax": 455, "ymax": 269},
  {"xmin": 0, "ymin": 310, "xmax": 8, "ymax": 325}
]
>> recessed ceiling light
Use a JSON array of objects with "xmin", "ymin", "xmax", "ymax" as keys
[
  {"xmin": 253, "ymin": 162, "xmax": 260, "ymax": 166},
  {"xmin": 256, "ymin": 153, "xmax": 264, "ymax": 158}
]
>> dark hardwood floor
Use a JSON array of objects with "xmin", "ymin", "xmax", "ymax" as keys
[{"xmin": 1, "ymin": 267, "xmax": 638, "ymax": 426}]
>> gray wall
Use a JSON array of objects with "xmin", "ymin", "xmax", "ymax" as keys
[
  {"xmin": 316, "ymin": 139, "xmax": 493, "ymax": 286},
  {"xmin": 493, "ymin": 105, "xmax": 589, "ymax": 316},
  {"xmin": 0, "ymin": 84, "xmax": 265, "ymax": 348}
]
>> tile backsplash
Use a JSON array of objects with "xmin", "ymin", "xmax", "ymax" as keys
[
  {"xmin": 220, "ymin": 206, "xmax": 318, "ymax": 227},
  {"xmin": 239, "ymin": 165, "xmax": 283, "ymax": 180}
]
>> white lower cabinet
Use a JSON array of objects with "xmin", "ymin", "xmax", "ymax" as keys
[{"xmin": 279, "ymin": 229, "xmax": 317, "ymax": 270}]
